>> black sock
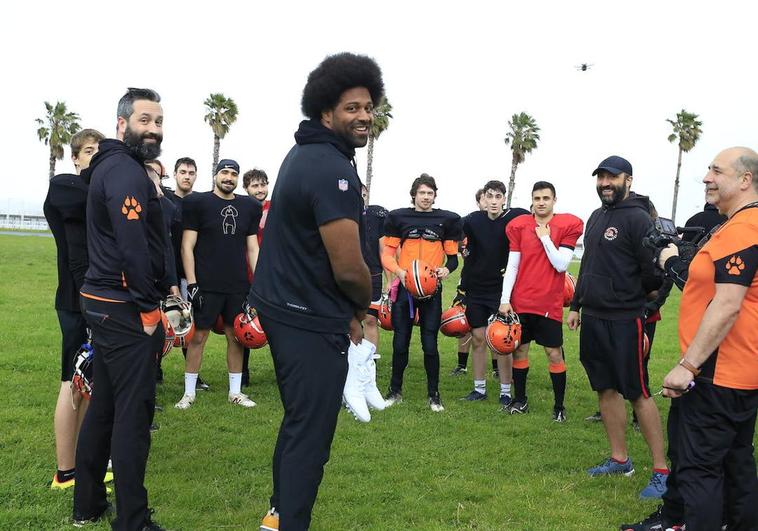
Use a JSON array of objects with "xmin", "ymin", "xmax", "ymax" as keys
[
  {"xmin": 457, "ymin": 351, "xmax": 468, "ymax": 368},
  {"xmin": 550, "ymin": 370, "xmax": 567, "ymax": 409},
  {"xmin": 492, "ymin": 359, "xmax": 498, "ymax": 372},
  {"xmin": 513, "ymin": 367, "xmax": 529, "ymax": 403},
  {"xmin": 57, "ymin": 468, "xmax": 75, "ymax": 483}
]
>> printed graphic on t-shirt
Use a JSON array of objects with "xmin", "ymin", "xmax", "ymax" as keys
[{"xmin": 221, "ymin": 205, "xmax": 239, "ymax": 235}]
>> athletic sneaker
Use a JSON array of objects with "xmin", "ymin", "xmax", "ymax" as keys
[
  {"xmin": 260, "ymin": 507, "xmax": 279, "ymax": 531},
  {"xmin": 384, "ymin": 389, "xmax": 403, "ymax": 407},
  {"xmin": 449, "ymin": 365, "xmax": 467, "ymax": 376},
  {"xmin": 461, "ymin": 390, "xmax": 486, "ymax": 401},
  {"xmin": 618, "ymin": 504, "xmax": 683, "ymax": 531},
  {"xmin": 428, "ymin": 392, "xmax": 445, "ymax": 412},
  {"xmin": 585, "ymin": 411, "xmax": 603, "ymax": 422},
  {"xmin": 50, "ymin": 474, "xmax": 74, "ymax": 490},
  {"xmin": 499, "ymin": 394, "xmax": 512, "ymax": 407},
  {"xmin": 196, "ymin": 376, "xmax": 210, "ymax": 391},
  {"xmin": 587, "ymin": 456, "xmax": 634, "ymax": 477},
  {"xmin": 142, "ymin": 509, "xmax": 166, "ymax": 531},
  {"xmin": 639, "ymin": 471, "xmax": 668, "ymax": 499},
  {"xmin": 175, "ymin": 394, "xmax": 195, "ymax": 410},
  {"xmin": 553, "ymin": 406, "xmax": 567, "ymax": 423},
  {"xmin": 229, "ymin": 392, "xmax": 256, "ymax": 408},
  {"xmin": 72, "ymin": 502, "xmax": 113, "ymax": 527},
  {"xmin": 505, "ymin": 400, "xmax": 529, "ymax": 414},
  {"xmin": 492, "ymin": 368, "xmax": 500, "ymax": 379}
]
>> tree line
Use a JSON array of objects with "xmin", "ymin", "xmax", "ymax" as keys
[{"xmin": 36, "ymin": 98, "xmax": 702, "ymax": 222}]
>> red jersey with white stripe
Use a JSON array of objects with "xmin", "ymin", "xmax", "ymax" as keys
[
  {"xmin": 507, "ymin": 213, "xmax": 584, "ymax": 322},
  {"xmin": 257, "ymin": 199, "xmax": 270, "ymax": 246}
]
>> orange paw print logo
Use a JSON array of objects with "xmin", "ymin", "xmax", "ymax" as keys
[
  {"xmin": 121, "ymin": 196, "xmax": 142, "ymax": 220},
  {"xmin": 725, "ymin": 255, "xmax": 745, "ymax": 276}
]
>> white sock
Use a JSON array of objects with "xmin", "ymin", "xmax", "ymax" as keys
[
  {"xmin": 474, "ymin": 379, "xmax": 486, "ymax": 394},
  {"xmin": 184, "ymin": 373, "xmax": 198, "ymax": 397},
  {"xmin": 229, "ymin": 373, "xmax": 242, "ymax": 395},
  {"xmin": 500, "ymin": 383, "xmax": 512, "ymax": 397}
]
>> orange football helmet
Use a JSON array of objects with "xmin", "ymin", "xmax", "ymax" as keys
[
  {"xmin": 563, "ymin": 273, "xmax": 577, "ymax": 308},
  {"xmin": 404, "ymin": 259, "xmax": 438, "ymax": 299},
  {"xmin": 440, "ymin": 305, "xmax": 471, "ymax": 337},
  {"xmin": 233, "ymin": 308, "xmax": 268, "ymax": 349},
  {"xmin": 485, "ymin": 313, "xmax": 522, "ymax": 355}
]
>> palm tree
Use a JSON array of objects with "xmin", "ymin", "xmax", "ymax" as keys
[
  {"xmin": 667, "ymin": 109, "xmax": 703, "ymax": 223},
  {"xmin": 36, "ymin": 101, "xmax": 81, "ymax": 179},
  {"xmin": 365, "ymin": 97, "xmax": 393, "ymax": 201},
  {"xmin": 504, "ymin": 112, "xmax": 540, "ymax": 208},
  {"xmin": 204, "ymin": 93, "xmax": 239, "ymax": 178}
]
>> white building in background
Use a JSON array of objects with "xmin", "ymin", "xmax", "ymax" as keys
[{"xmin": 0, "ymin": 197, "xmax": 48, "ymax": 230}]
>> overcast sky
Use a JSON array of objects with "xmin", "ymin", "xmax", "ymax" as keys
[{"xmin": 3, "ymin": 0, "xmax": 756, "ymax": 226}]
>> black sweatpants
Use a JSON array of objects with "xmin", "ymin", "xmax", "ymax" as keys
[
  {"xmin": 676, "ymin": 380, "xmax": 758, "ymax": 531},
  {"xmin": 389, "ymin": 284, "xmax": 441, "ymax": 396},
  {"xmin": 260, "ymin": 314, "xmax": 349, "ymax": 531},
  {"xmin": 75, "ymin": 297, "xmax": 162, "ymax": 531}
]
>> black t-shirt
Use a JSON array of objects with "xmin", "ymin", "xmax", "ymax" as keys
[
  {"xmin": 165, "ymin": 189, "xmax": 187, "ymax": 279},
  {"xmin": 249, "ymin": 119, "xmax": 364, "ymax": 335},
  {"xmin": 460, "ymin": 208, "xmax": 530, "ymax": 302},
  {"xmin": 362, "ymin": 204, "xmax": 388, "ymax": 275},
  {"xmin": 182, "ymin": 192, "xmax": 261, "ymax": 294}
]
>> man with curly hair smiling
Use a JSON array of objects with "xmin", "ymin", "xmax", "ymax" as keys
[{"xmin": 248, "ymin": 52, "xmax": 384, "ymax": 531}]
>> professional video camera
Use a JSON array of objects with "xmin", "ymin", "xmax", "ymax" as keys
[{"xmin": 642, "ymin": 217, "xmax": 705, "ymax": 265}]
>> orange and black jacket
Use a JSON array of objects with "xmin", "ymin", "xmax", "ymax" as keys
[
  {"xmin": 81, "ymin": 139, "xmax": 167, "ymax": 324},
  {"xmin": 381, "ymin": 207, "xmax": 461, "ymax": 276}
]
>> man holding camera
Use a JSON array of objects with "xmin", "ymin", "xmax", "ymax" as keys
[
  {"xmin": 567, "ymin": 156, "xmax": 667, "ymax": 499},
  {"xmin": 651, "ymin": 147, "xmax": 758, "ymax": 530}
]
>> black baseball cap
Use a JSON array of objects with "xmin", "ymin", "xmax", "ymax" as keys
[
  {"xmin": 592, "ymin": 155, "xmax": 632, "ymax": 177},
  {"xmin": 215, "ymin": 159, "xmax": 240, "ymax": 174}
]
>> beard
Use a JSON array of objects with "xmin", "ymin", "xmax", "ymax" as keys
[
  {"xmin": 596, "ymin": 182, "xmax": 628, "ymax": 206},
  {"xmin": 124, "ymin": 124, "xmax": 162, "ymax": 162}
]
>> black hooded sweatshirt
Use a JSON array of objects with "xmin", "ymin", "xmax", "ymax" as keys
[
  {"xmin": 571, "ymin": 193, "xmax": 662, "ymax": 319},
  {"xmin": 44, "ymin": 173, "xmax": 89, "ymax": 312},
  {"xmin": 249, "ymin": 120, "xmax": 365, "ymax": 334},
  {"xmin": 81, "ymin": 139, "xmax": 166, "ymax": 315}
]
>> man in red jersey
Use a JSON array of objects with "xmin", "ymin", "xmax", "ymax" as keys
[{"xmin": 499, "ymin": 181, "xmax": 583, "ymax": 421}]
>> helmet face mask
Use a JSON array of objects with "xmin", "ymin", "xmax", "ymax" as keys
[
  {"xmin": 163, "ymin": 295, "xmax": 194, "ymax": 339},
  {"xmin": 485, "ymin": 313, "xmax": 522, "ymax": 355}
]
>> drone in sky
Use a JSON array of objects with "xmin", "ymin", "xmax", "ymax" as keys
[{"xmin": 576, "ymin": 63, "xmax": 594, "ymax": 72}]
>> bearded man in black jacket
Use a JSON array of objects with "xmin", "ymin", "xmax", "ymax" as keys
[
  {"xmin": 73, "ymin": 88, "xmax": 167, "ymax": 531},
  {"xmin": 567, "ymin": 156, "xmax": 668, "ymax": 500},
  {"xmin": 249, "ymin": 53, "xmax": 383, "ymax": 531}
]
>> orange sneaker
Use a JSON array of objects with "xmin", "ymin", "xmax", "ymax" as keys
[
  {"xmin": 50, "ymin": 474, "xmax": 75, "ymax": 490},
  {"xmin": 259, "ymin": 507, "xmax": 279, "ymax": 531}
]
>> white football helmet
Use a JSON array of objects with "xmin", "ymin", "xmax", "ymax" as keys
[{"xmin": 162, "ymin": 295, "xmax": 194, "ymax": 348}]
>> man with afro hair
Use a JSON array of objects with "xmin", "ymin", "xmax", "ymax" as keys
[{"xmin": 248, "ymin": 52, "xmax": 384, "ymax": 531}]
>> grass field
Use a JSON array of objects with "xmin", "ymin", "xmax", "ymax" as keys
[{"xmin": 0, "ymin": 234, "xmax": 750, "ymax": 530}]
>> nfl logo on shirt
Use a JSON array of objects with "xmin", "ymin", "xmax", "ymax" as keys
[{"xmin": 338, "ymin": 179, "xmax": 349, "ymax": 192}]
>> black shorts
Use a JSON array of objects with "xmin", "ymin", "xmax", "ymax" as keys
[
  {"xmin": 57, "ymin": 309, "xmax": 88, "ymax": 382},
  {"xmin": 579, "ymin": 313, "xmax": 650, "ymax": 400},
  {"xmin": 519, "ymin": 313, "xmax": 563, "ymax": 348},
  {"xmin": 367, "ymin": 273, "xmax": 383, "ymax": 319},
  {"xmin": 195, "ymin": 291, "xmax": 247, "ymax": 330},
  {"xmin": 465, "ymin": 301, "xmax": 498, "ymax": 329}
]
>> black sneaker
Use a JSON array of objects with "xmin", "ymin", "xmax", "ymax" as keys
[
  {"xmin": 506, "ymin": 400, "xmax": 528, "ymax": 414},
  {"xmin": 449, "ymin": 365, "xmax": 467, "ymax": 376},
  {"xmin": 141, "ymin": 508, "xmax": 166, "ymax": 531},
  {"xmin": 73, "ymin": 502, "xmax": 113, "ymax": 527},
  {"xmin": 585, "ymin": 411, "xmax": 602, "ymax": 422},
  {"xmin": 384, "ymin": 389, "xmax": 403, "ymax": 407},
  {"xmin": 491, "ymin": 368, "xmax": 500, "ymax": 380},
  {"xmin": 618, "ymin": 505, "xmax": 678, "ymax": 531},
  {"xmin": 196, "ymin": 376, "xmax": 210, "ymax": 391},
  {"xmin": 553, "ymin": 406, "xmax": 567, "ymax": 423},
  {"xmin": 499, "ymin": 394, "xmax": 512, "ymax": 407},
  {"xmin": 428, "ymin": 392, "xmax": 445, "ymax": 412},
  {"xmin": 460, "ymin": 390, "xmax": 487, "ymax": 401},
  {"xmin": 150, "ymin": 423, "xmax": 160, "ymax": 432},
  {"xmin": 241, "ymin": 370, "xmax": 250, "ymax": 388}
]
